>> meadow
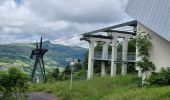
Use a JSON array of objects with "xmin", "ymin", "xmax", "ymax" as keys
[{"xmin": 29, "ymin": 75, "xmax": 170, "ymax": 100}]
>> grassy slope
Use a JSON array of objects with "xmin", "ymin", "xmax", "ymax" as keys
[
  {"xmin": 29, "ymin": 75, "xmax": 170, "ymax": 100},
  {"xmin": 0, "ymin": 42, "xmax": 86, "ymax": 73}
]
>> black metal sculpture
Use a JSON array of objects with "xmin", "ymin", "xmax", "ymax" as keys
[{"xmin": 30, "ymin": 37, "xmax": 48, "ymax": 82}]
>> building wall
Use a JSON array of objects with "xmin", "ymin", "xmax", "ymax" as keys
[{"xmin": 137, "ymin": 23, "xmax": 170, "ymax": 72}]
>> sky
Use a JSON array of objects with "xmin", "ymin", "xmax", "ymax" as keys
[{"xmin": 0, "ymin": 0, "xmax": 133, "ymax": 46}]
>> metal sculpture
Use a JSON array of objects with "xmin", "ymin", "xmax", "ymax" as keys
[{"xmin": 30, "ymin": 37, "xmax": 48, "ymax": 82}]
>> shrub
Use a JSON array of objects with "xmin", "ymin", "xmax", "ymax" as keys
[
  {"xmin": 51, "ymin": 67, "xmax": 61, "ymax": 80},
  {"xmin": 146, "ymin": 67, "xmax": 170, "ymax": 86},
  {"xmin": 73, "ymin": 69, "xmax": 86, "ymax": 80},
  {"xmin": 0, "ymin": 67, "xmax": 29, "ymax": 100}
]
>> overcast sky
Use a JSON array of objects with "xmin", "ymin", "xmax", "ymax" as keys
[{"xmin": 0, "ymin": 0, "xmax": 133, "ymax": 46}]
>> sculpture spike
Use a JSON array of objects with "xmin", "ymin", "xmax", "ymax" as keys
[
  {"xmin": 40, "ymin": 37, "xmax": 42, "ymax": 49},
  {"xmin": 35, "ymin": 41, "xmax": 38, "ymax": 48}
]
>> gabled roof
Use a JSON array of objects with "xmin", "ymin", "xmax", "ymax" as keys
[{"xmin": 125, "ymin": 0, "xmax": 170, "ymax": 41}]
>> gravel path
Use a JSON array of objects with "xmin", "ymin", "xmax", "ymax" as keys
[{"xmin": 28, "ymin": 93, "xmax": 58, "ymax": 100}]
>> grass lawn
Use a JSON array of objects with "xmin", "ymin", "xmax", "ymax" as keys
[{"xmin": 29, "ymin": 75, "xmax": 170, "ymax": 100}]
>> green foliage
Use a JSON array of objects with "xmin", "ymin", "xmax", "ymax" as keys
[
  {"xmin": 73, "ymin": 69, "xmax": 86, "ymax": 80},
  {"xmin": 127, "ymin": 62, "xmax": 137, "ymax": 74},
  {"xmin": 0, "ymin": 67, "xmax": 29, "ymax": 100},
  {"xmin": 62, "ymin": 65, "xmax": 71, "ymax": 77},
  {"xmin": 137, "ymin": 59, "xmax": 155, "ymax": 73},
  {"xmin": 51, "ymin": 67, "xmax": 60, "ymax": 80},
  {"xmin": 49, "ymin": 60, "xmax": 86, "ymax": 81},
  {"xmin": 136, "ymin": 33, "xmax": 155, "ymax": 73},
  {"xmin": 74, "ymin": 59, "xmax": 82, "ymax": 71},
  {"xmin": 82, "ymin": 51, "xmax": 88, "ymax": 70},
  {"xmin": 136, "ymin": 33, "xmax": 151, "ymax": 59},
  {"xmin": 94, "ymin": 42, "xmax": 103, "ymax": 51},
  {"xmin": 47, "ymin": 67, "xmax": 70, "ymax": 82},
  {"xmin": 128, "ymin": 38, "xmax": 136, "ymax": 52},
  {"xmin": 147, "ymin": 67, "xmax": 170, "ymax": 86}
]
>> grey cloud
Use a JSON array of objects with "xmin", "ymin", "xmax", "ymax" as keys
[
  {"xmin": 0, "ymin": 0, "xmax": 131, "ymax": 45},
  {"xmin": 27, "ymin": 0, "xmax": 129, "ymax": 23}
]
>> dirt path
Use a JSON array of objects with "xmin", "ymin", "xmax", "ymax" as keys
[{"xmin": 28, "ymin": 93, "xmax": 58, "ymax": 100}]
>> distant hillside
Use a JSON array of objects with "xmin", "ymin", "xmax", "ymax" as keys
[{"xmin": 0, "ymin": 41, "xmax": 87, "ymax": 73}]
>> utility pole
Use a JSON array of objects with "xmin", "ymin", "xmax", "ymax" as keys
[
  {"xmin": 70, "ymin": 61, "xmax": 75, "ymax": 91},
  {"xmin": 66, "ymin": 58, "xmax": 78, "ymax": 91}
]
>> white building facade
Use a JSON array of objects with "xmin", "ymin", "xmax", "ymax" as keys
[{"xmin": 126, "ymin": 0, "xmax": 170, "ymax": 76}]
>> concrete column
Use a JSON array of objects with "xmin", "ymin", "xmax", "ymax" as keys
[
  {"xmin": 87, "ymin": 39, "xmax": 95, "ymax": 79},
  {"xmin": 121, "ymin": 38, "xmax": 128, "ymax": 76},
  {"xmin": 111, "ymin": 36, "xmax": 117, "ymax": 77},
  {"xmin": 101, "ymin": 42, "xmax": 108, "ymax": 77}
]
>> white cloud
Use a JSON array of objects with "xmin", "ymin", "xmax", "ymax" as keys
[{"xmin": 0, "ymin": 0, "xmax": 131, "ymax": 46}]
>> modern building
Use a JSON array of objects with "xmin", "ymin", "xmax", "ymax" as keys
[
  {"xmin": 81, "ymin": 21, "xmax": 137, "ymax": 79},
  {"xmin": 126, "ymin": 0, "xmax": 170, "ymax": 77},
  {"xmin": 81, "ymin": 0, "xmax": 170, "ymax": 79}
]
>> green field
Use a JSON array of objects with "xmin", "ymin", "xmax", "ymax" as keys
[{"xmin": 29, "ymin": 75, "xmax": 170, "ymax": 100}]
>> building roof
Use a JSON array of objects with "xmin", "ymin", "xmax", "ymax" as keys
[
  {"xmin": 125, "ymin": 0, "xmax": 170, "ymax": 41},
  {"xmin": 83, "ymin": 20, "xmax": 137, "ymax": 35}
]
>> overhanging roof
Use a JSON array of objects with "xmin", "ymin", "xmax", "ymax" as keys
[
  {"xmin": 104, "ymin": 30, "xmax": 136, "ymax": 35},
  {"xmin": 83, "ymin": 20, "xmax": 137, "ymax": 35},
  {"xmin": 80, "ymin": 35, "xmax": 113, "ymax": 41}
]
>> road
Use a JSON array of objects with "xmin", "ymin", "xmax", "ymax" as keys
[{"xmin": 28, "ymin": 93, "xmax": 58, "ymax": 100}]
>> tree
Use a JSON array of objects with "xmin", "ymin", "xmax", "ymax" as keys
[
  {"xmin": 127, "ymin": 38, "xmax": 137, "ymax": 74},
  {"xmin": 63, "ymin": 65, "xmax": 71, "ymax": 75},
  {"xmin": 60, "ymin": 65, "xmax": 71, "ymax": 80},
  {"xmin": 136, "ymin": 32, "xmax": 155, "ymax": 80},
  {"xmin": 128, "ymin": 38, "xmax": 136, "ymax": 52},
  {"xmin": 0, "ymin": 67, "xmax": 29, "ymax": 100},
  {"xmin": 51, "ymin": 67, "xmax": 60, "ymax": 80},
  {"xmin": 82, "ymin": 52, "xmax": 88, "ymax": 70},
  {"xmin": 74, "ymin": 59, "xmax": 82, "ymax": 71}
]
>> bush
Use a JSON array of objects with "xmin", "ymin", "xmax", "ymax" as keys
[
  {"xmin": 0, "ymin": 67, "xmax": 29, "ymax": 100},
  {"xmin": 47, "ymin": 66, "xmax": 71, "ymax": 82},
  {"xmin": 146, "ymin": 67, "xmax": 170, "ymax": 86},
  {"xmin": 73, "ymin": 69, "xmax": 86, "ymax": 80}
]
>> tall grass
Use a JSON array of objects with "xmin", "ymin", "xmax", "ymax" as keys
[
  {"xmin": 29, "ymin": 75, "xmax": 139, "ymax": 100},
  {"xmin": 29, "ymin": 75, "xmax": 170, "ymax": 100},
  {"xmin": 102, "ymin": 86, "xmax": 170, "ymax": 100}
]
